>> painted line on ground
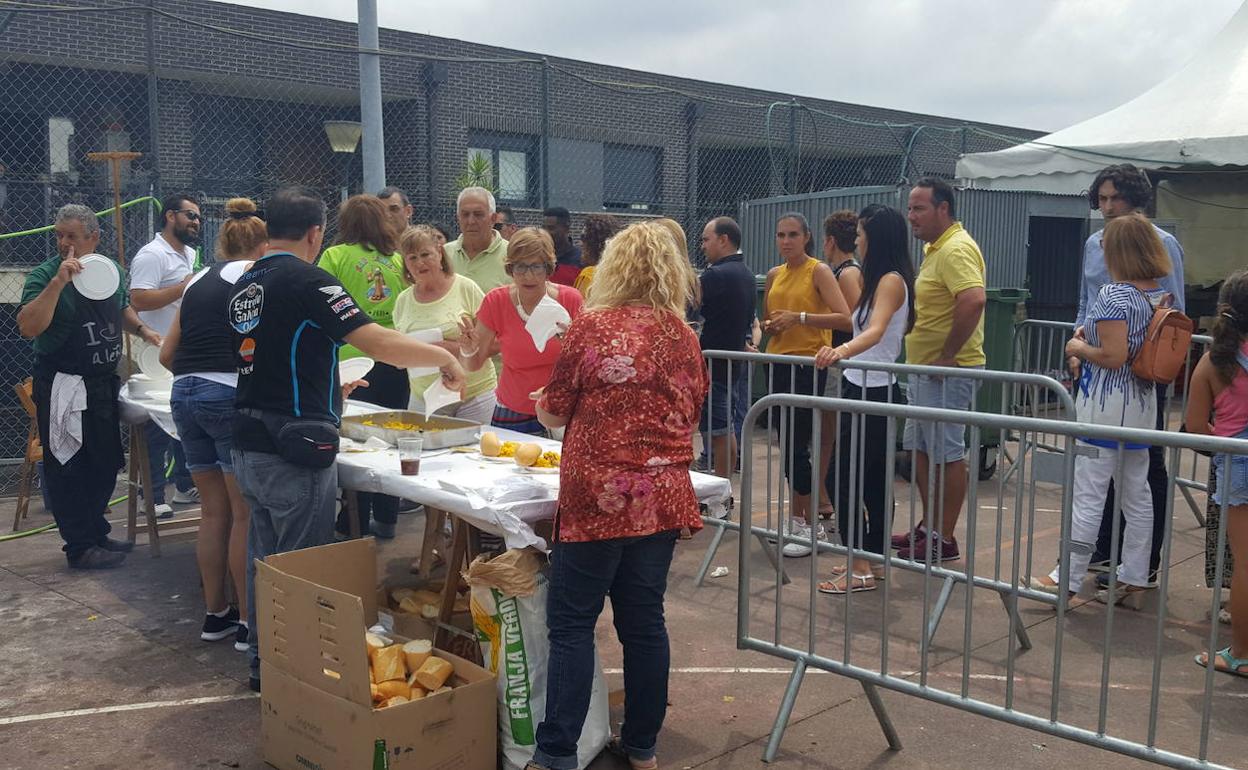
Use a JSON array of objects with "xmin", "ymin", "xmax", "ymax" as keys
[{"xmin": 0, "ymin": 692, "xmax": 258, "ymax": 726}]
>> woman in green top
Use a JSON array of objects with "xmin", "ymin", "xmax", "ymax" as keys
[
  {"xmin": 393, "ymin": 225, "xmax": 498, "ymax": 424},
  {"xmin": 319, "ymin": 195, "xmax": 407, "ymax": 539}
]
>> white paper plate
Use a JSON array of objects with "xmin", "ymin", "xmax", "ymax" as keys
[
  {"xmin": 470, "ymin": 452, "xmax": 514, "ymax": 463},
  {"xmin": 518, "ymin": 464, "xmax": 560, "ymax": 474},
  {"xmin": 72, "ymin": 254, "xmax": 120, "ymax": 300},
  {"xmin": 338, "ymin": 356, "xmax": 375, "ymax": 383},
  {"xmin": 138, "ymin": 344, "xmax": 171, "ymax": 380}
]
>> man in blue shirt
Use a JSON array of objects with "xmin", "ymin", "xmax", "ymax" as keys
[
  {"xmin": 698, "ymin": 216, "xmax": 755, "ymax": 479},
  {"xmin": 1070, "ymin": 164, "xmax": 1185, "ymax": 584}
]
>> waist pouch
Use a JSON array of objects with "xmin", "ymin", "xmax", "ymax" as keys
[{"xmin": 240, "ymin": 409, "xmax": 338, "ymax": 469}]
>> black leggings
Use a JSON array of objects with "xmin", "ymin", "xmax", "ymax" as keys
[
  {"xmin": 337, "ymin": 361, "xmax": 409, "ymax": 532},
  {"xmin": 769, "ymin": 363, "xmax": 827, "ymax": 497},
  {"xmin": 826, "ymin": 380, "xmax": 900, "ymax": 556}
]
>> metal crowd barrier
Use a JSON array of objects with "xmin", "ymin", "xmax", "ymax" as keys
[
  {"xmin": 733, "ymin": 393, "xmax": 1245, "ymax": 769},
  {"xmin": 696, "ymin": 350, "xmax": 1077, "ymax": 649},
  {"xmin": 1012, "ymin": 319, "xmax": 1214, "ymax": 526}
]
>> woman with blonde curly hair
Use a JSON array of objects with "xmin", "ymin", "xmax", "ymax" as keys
[{"xmin": 525, "ymin": 221, "xmax": 707, "ymax": 770}]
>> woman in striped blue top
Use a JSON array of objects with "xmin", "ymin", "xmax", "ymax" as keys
[{"xmin": 1032, "ymin": 213, "xmax": 1171, "ymax": 602}]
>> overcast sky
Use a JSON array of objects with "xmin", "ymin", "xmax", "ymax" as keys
[{"xmin": 237, "ymin": 0, "xmax": 1241, "ymax": 133}]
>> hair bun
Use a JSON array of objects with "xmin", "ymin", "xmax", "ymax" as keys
[{"xmin": 225, "ymin": 197, "xmax": 258, "ymax": 217}]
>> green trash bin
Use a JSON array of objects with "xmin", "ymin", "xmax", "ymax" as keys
[{"xmin": 975, "ymin": 287, "xmax": 1030, "ymax": 478}]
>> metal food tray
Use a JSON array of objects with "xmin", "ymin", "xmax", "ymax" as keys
[{"xmin": 340, "ymin": 410, "xmax": 480, "ymax": 449}]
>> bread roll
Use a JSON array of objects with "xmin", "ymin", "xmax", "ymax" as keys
[
  {"xmin": 514, "ymin": 443, "xmax": 542, "ymax": 467},
  {"xmin": 405, "ymin": 676, "xmax": 428, "ymax": 700},
  {"xmin": 383, "ymin": 695, "xmax": 409, "ymax": 708},
  {"xmin": 365, "ymin": 632, "xmax": 391, "ymax": 659},
  {"xmin": 372, "ymin": 644, "xmax": 407, "ymax": 683},
  {"xmin": 376, "ymin": 679, "xmax": 411, "ymax": 700},
  {"xmin": 420, "ymin": 602, "xmax": 439, "ymax": 619},
  {"xmin": 370, "ymin": 683, "xmax": 384, "ymax": 705},
  {"xmin": 391, "ymin": 587, "xmax": 417, "ymax": 604},
  {"xmin": 403, "ymin": 639, "xmax": 432, "ymax": 671},
  {"xmin": 432, "ymin": 686, "xmax": 453, "ymax": 696},
  {"xmin": 413, "ymin": 656, "xmax": 454, "ymax": 690}
]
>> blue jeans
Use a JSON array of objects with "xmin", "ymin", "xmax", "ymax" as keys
[
  {"xmin": 145, "ymin": 422, "xmax": 193, "ymax": 503},
  {"xmin": 170, "ymin": 377, "xmax": 236, "ymax": 473},
  {"xmin": 233, "ymin": 448, "xmax": 338, "ymax": 680},
  {"xmin": 533, "ymin": 530, "xmax": 678, "ymax": 770}
]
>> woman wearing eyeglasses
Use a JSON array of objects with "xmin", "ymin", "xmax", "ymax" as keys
[{"xmin": 458, "ymin": 227, "xmax": 584, "ymax": 435}]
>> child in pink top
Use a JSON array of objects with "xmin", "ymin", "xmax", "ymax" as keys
[{"xmin": 1185, "ymin": 270, "xmax": 1248, "ymax": 678}]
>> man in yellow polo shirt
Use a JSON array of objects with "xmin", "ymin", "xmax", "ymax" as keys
[
  {"xmin": 896, "ymin": 177, "xmax": 987, "ymax": 563},
  {"xmin": 444, "ymin": 186, "xmax": 509, "ymax": 292}
]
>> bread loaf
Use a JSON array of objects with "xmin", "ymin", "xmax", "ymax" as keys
[
  {"xmin": 382, "ymin": 695, "xmax": 409, "ymax": 708},
  {"xmin": 413, "ymin": 656, "xmax": 454, "ymax": 690},
  {"xmin": 371, "ymin": 644, "xmax": 407, "ymax": 683},
  {"xmin": 403, "ymin": 639, "xmax": 432, "ymax": 671},
  {"xmin": 375, "ymin": 679, "xmax": 411, "ymax": 700}
]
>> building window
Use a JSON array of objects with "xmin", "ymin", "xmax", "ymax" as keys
[
  {"xmin": 604, "ymin": 143, "xmax": 660, "ymax": 211},
  {"xmin": 48, "ymin": 117, "xmax": 75, "ymax": 176},
  {"xmin": 467, "ymin": 131, "xmax": 537, "ymax": 205}
]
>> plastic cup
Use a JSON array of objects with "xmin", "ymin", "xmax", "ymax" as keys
[{"xmin": 398, "ymin": 436, "xmax": 423, "ymax": 476}]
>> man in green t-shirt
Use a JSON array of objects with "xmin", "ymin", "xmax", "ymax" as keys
[{"xmin": 18, "ymin": 204, "xmax": 163, "ymax": 569}]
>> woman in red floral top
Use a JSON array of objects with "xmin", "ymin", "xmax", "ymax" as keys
[{"xmin": 525, "ymin": 221, "xmax": 705, "ymax": 770}]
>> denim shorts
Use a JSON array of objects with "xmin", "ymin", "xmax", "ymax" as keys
[
  {"xmin": 170, "ymin": 377, "xmax": 237, "ymax": 474},
  {"xmin": 902, "ymin": 370, "xmax": 981, "ymax": 464},
  {"xmin": 1213, "ymin": 425, "xmax": 1248, "ymax": 507},
  {"xmin": 699, "ymin": 371, "xmax": 746, "ymax": 437}
]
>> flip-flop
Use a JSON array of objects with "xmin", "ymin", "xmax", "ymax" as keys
[
  {"xmin": 1195, "ymin": 647, "xmax": 1248, "ymax": 678},
  {"xmin": 818, "ymin": 573, "xmax": 877, "ymax": 594}
]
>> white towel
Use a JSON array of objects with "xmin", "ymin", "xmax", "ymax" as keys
[{"xmin": 49, "ymin": 372, "xmax": 87, "ymax": 464}]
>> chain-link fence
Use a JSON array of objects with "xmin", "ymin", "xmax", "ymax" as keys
[{"xmin": 0, "ymin": 0, "xmax": 1035, "ymax": 493}]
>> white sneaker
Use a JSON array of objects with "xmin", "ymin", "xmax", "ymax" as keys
[
  {"xmin": 172, "ymin": 488, "xmax": 200, "ymax": 504},
  {"xmin": 782, "ymin": 519, "xmax": 826, "ymax": 558},
  {"xmin": 153, "ymin": 503, "xmax": 174, "ymax": 520}
]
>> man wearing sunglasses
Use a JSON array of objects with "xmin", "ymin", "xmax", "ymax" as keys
[{"xmin": 129, "ymin": 193, "xmax": 203, "ymax": 514}]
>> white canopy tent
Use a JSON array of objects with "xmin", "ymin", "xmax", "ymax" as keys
[{"xmin": 956, "ymin": 2, "xmax": 1248, "ymax": 195}]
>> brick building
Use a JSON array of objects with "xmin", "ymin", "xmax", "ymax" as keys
[{"xmin": 0, "ymin": 0, "xmax": 1040, "ymax": 264}]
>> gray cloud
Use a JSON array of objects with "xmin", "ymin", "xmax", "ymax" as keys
[{"xmin": 238, "ymin": 0, "xmax": 1241, "ymax": 132}]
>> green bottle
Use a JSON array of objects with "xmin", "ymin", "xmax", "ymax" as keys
[{"xmin": 372, "ymin": 738, "xmax": 389, "ymax": 770}]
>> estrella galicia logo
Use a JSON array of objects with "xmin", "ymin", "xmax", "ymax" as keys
[{"xmin": 229, "ymin": 283, "xmax": 264, "ymax": 334}]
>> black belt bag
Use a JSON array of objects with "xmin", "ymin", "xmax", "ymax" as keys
[{"xmin": 241, "ymin": 409, "xmax": 339, "ymax": 469}]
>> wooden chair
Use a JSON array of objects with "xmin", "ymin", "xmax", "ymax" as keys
[{"xmin": 13, "ymin": 378, "xmax": 42, "ymax": 532}]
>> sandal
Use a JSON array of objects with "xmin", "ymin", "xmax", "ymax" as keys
[
  {"xmin": 827, "ymin": 563, "xmax": 886, "ymax": 582},
  {"xmin": 1093, "ymin": 583, "xmax": 1154, "ymax": 606},
  {"xmin": 606, "ymin": 737, "xmax": 658, "ymax": 769},
  {"xmin": 817, "ymin": 572, "xmax": 876, "ymax": 594},
  {"xmin": 1194, "ymin": 647, "xmax": 1248, "ymax": 678}
]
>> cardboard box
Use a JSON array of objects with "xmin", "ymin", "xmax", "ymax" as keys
[{"xmin": 256, "ymin": 538, "xmax": 497, "ymax": 770}]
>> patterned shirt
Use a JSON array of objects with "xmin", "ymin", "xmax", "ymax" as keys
[
  {"xmin": 539, "ymin": 306, "xmax": 708, "ymax": 542},
  {"xmin": 1076, "ymin": 282, "xmax": 1163, "ymax": 449}
]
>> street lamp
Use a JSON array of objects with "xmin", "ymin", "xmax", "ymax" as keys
[{"xmin": 323, "ymin": 120, "xmax": 362, "ymax": 202}]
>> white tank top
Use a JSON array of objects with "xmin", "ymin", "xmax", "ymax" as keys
[{"xmin": 844, "ymin": 275, "xmax": 909, "ymax": 389}]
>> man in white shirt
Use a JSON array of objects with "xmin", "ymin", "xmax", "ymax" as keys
[{"xmin": 129, "ymin": 193, "xmax": 202, "ymax": 512}]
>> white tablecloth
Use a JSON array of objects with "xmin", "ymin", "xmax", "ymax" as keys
[{"xmin": 119, "ymin": 379, "xmax": 734, "ymax": 552}]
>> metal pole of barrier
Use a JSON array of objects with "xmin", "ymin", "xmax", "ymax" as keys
[
  {"xmin": 880, "ymin": 384, "xmax": 897, "ymax": 676},
  {"xmin": 1049, "ymin": 431, "xmax": 1077, "ymax": 723},
  {"xmin": 1147, "ymin": 444, "xmax": 1182, "ymax": 748},
  {"xmin": 861, "ymin": 681, "xmax": 903, "ymax": 751},
  {"xmin": 962, "ymin": 424, "xmax": 980, "ymax": 696},
  {"xmin": 763, "ymin": 657, "xmax": 806, "ymax": 763},
  {"xmin": 808, "ymin": 368, "xmax": 821, "ymax": 658},
  {"xmin": 1200, "ymin": 482, "xmax": 1232, "ymax": 761},
  {"xmin": 1097, "ymin": 445, "xmax": 1128, "ymax": 736}
]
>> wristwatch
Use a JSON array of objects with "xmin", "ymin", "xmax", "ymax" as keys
[{"xmin": 799, "ymin": 311, "xmax": 807, "ymax": 325}]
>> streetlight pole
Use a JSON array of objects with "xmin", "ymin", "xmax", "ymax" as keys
[{"xmin": 358, "ymin": 0, "xmax": 385, "ymax": 194}]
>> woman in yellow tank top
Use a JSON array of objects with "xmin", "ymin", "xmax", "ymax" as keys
[{"xmin": 762, "ymin": 212, "xmax": 850, "ymax": 556}]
